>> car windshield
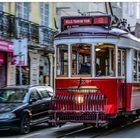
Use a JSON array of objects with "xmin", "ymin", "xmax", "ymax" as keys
[{"xmin": 0, "ymin": 89, "xmax": 27, "ymax": 103}]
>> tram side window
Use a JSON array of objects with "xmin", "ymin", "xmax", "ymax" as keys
[
  {"xmin": 132, "ymin": 50, "xmax": 140, "ymax": 82},
  {"xmin": 118, "ymin": 50, "xmax": 121, "ymax": 76},
  {"xmin": 95, "ymin": 44, "xmax": 115, "ymax": 77},
  {"xmin": 138, "ymin": 52, "xmax": 140, "ymax": 81},
  {"xmin": 71, "ymin": 44, "xmax": 91, "ymax": 75},
  {"xmin": 56, "ymin": 45, "xmax": 68, "ymax": 76},
  {"xmin": 122, "ymin": 50, "xmax": 126, "ymax": 76},
  {"xmin": 118, "ymin": 49, "xmax": 126, "ymax": 77},
  {"xmin": 133, "ymin": 50, "xmax": 137, "ymax": 81}
]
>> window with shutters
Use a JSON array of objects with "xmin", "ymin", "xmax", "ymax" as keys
[
  {"xmin": 40, "ymin": 3, "xmax": 49, "ymax": 26},
  {"xmin": 17, "ymin": 2, "xmax": 30, "ymax": 20}
]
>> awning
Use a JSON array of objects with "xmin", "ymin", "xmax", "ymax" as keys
[{"xmin": 0, "ymin": 40, "xmax": 13, "ymax": 53}]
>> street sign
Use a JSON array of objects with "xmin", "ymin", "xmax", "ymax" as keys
[{"xmin": 12, "ymin": 38, "xmax": 28, "ymax": 66}]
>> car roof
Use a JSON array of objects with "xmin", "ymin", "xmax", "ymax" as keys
[
  {"xmin": 0, "ymin": 85, "xmax": 29, "ymax": 89},
  {"xmin": 0, "ymin": 85, "xmax": 53, "ymax": 91}
]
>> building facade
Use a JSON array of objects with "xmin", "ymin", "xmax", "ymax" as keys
[
  {"xmin": 56, "ymin": 2, "xmax": 140, "ymax": 32},
  {"xmin": 0, "ymin": 2, "xmax": 57, "ymax": 87},
  {"xmin": 113, "ymin": 2, "xmax": 138, "ymax": 31}
]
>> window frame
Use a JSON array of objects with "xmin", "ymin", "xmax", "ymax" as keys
[
  {"xmin": 56, "ymin": 44, "xmax": 68, "ymax": 77},
  {"xmin": 16, "ymin": 2, "xmax": 31, "ymax": 20},
  {"xmin": 129, "ymin": 2, "xmax": 135, "ymax": 17},
  {"xmin": 71, "ymin": 43, "xmax": 92, "ymax": 77},
  {"xmin": 132, "ymin": 49, "xmax": 140, "ymax": 82},
  {"xmin": 37, "ymin": 87, "xmax": 50, "ymax": 99},
  {"xmin": 118, "ymin": 48, "xmax": 126, "ymax": 77},
  {"xmin": 56, "ymin": 43, "xmax": 118, "ymax": 78},
  {"xmin": 0, "ymin": 2, "xmax": 4, "ymax": 11},
  {"xmin": 29, "ymin": 88, "xmax": 41, "ymax": 102},
  {"xmin": 95, "ymin": 44, "xmax": 116, "ymax": 77},
  {"xmin": 136, "ymin": 2, "xmax": 140, "ymax": 19},
  {"xmin": 40, "ymin": 2, "xmax": 49, "ymax": 26}
]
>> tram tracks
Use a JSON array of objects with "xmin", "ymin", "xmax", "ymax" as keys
[
  {"xmin": 95, "ymin": 118, "xmax": 140, "ymax": 138},
  {"xmin": 56, "ymin": 118, "xmax": 140, "ymax": 138},
  {"xmin": 7, "ymin": 117, "xmax": 140, "ymax": 138},
  {"xmin": 57, "ymin": 125, "xmax": 94, "ymax": 138}
]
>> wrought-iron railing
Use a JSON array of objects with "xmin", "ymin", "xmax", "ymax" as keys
[
  {"xmin": 31, "ymin": 23, "xmax": 39, "ymax": 43},
  {"xmin": 17, "ymin": 17, "xmax": 40, "ymax": 43},
  {"xmin": 16, "ymin": 17, "xmax": 57, "ymax": 45},
  {"xmin": 40, "ymin": 26, "xmax": 57, "ymax": 46},
  {"xmin": 0, "ymin": 11, "xmax": 57, "ymax": 46},
  {"xmin": 0, "ymin": 11, "xmax": 16, "ymax": 38},
  {"xmin": 17, "ymin": 17, "xmax": 31, "ymax": 39}
]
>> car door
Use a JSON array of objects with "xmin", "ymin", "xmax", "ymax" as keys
[
  {"xmin": 29, "ymin": 88, "xmax": 45, "ymax": 121},
  {"xmin": 37, "ymin": 87, "xmax": 52, "ymax": 118}
]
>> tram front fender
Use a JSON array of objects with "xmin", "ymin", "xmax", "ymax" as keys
[{"xmin": 104, "ymin": 104, "xmax": 117, "ymax": 114}]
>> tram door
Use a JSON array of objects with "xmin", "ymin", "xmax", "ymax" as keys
[
  {"xmin": 118, "ymin": 49, "xmax": 126, "ymax": 78},
  {"xmin": 118, "ymin": 48, "xmax": 126, "ymax": 109}
]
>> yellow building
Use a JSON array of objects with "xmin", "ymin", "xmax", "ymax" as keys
[
  {"xmin": 3, "ymin": 2, "xmax": 56, "ymax": 29},
  {"xmin": 0, "ymin": 2, "xmax": 57, "ymax": 87}
]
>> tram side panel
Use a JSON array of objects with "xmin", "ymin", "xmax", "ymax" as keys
[
  {"xmin": 55, "ymin": 78, "xmax": 126, "ymax": 115},
  {"xmin": 117, "ymin": 78, "xmax": 126, "ymax": 111},
  {"xmin": 125, "ymin": 83, "xmax": 140, "ymax": 112},
  {"xmin": 126, "ymin": 83, "xmax": 132, "ymax": 112},
  {"xmin": 130, "ymin": 84, "xmax": 140, "ymax": 111}
]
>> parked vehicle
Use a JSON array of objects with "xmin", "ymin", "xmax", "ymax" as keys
[{"xmin": 0, "ymin": 85, "xmax": 54, "ymax": 134}]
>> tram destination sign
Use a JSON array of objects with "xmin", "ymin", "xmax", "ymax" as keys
[
  {"xmin": 63, "ymin": 18, "xmax": 92, "ymax": 25},
  {"xmin": 61, "ymin": 15, "xmax": 111, "ymax": 31}
]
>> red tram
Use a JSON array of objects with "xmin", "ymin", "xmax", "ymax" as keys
[{"xmin": 49, "ymin": 15, "xmax": 140, "ymax": 127}]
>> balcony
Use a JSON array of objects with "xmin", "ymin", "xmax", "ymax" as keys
[
  {"xmin": 40, "ymin": 26, "xmax": 57, "ymax": 46},
  {"xmin": 16, "ymin": 17, "xmax": 57, "ymax": 46},
  {"xmin": 0, "ymin": 11, "xmax": 57, "ymax": 48},
  {"xmin": 16, "ymin": 17, "xmax": 40, "ymax": 44},
  {"xmin": 0, "ymin": 11, "xmax": 16, "ymax": 38}
]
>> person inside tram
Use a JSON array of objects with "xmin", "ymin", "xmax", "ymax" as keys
[
  {"xmin": 79, "ymin": 63, "xmax": 90, "ymax": 74},
  {"xmin": 96, "ymin": 63, "xmax": 102, "ymax": 76},
  {"xmin": 110, "ymin": 69, "xmax": 114, "ymax": 77}
]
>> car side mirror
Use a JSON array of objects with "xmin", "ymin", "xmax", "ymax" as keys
[{"xmin": 30, "ymin": 98, "xmax": 37, "ymax": 104}]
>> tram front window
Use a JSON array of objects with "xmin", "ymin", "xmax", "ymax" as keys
[
  {"xmin": 56, "ymin": 45, "xmax": 68, "ymax": 76},
  {"xmin": 72, "ymin": 44, "xmax": 91, "ymax": 76},
  {"xmin": 95, "ymin": 44, "xmax": 115, "ymax": 77}
]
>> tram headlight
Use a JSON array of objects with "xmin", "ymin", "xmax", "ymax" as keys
[{"xmin": 75, "ymin": 95, "xmax": 84, "ymax": 104}]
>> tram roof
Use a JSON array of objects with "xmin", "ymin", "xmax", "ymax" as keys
[{"xmin": 55, "ymin": 26, "xmax": 140, "ymax": 43}]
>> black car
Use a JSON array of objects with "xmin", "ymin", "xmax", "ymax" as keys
[{"xmin": 0, "ymin": 85, "xmax": 54, "ymax": 134}]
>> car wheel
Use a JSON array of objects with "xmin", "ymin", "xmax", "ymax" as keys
[{"xmin": 20, "ymin": 114, "xmax": 30, "ymax": 134}]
